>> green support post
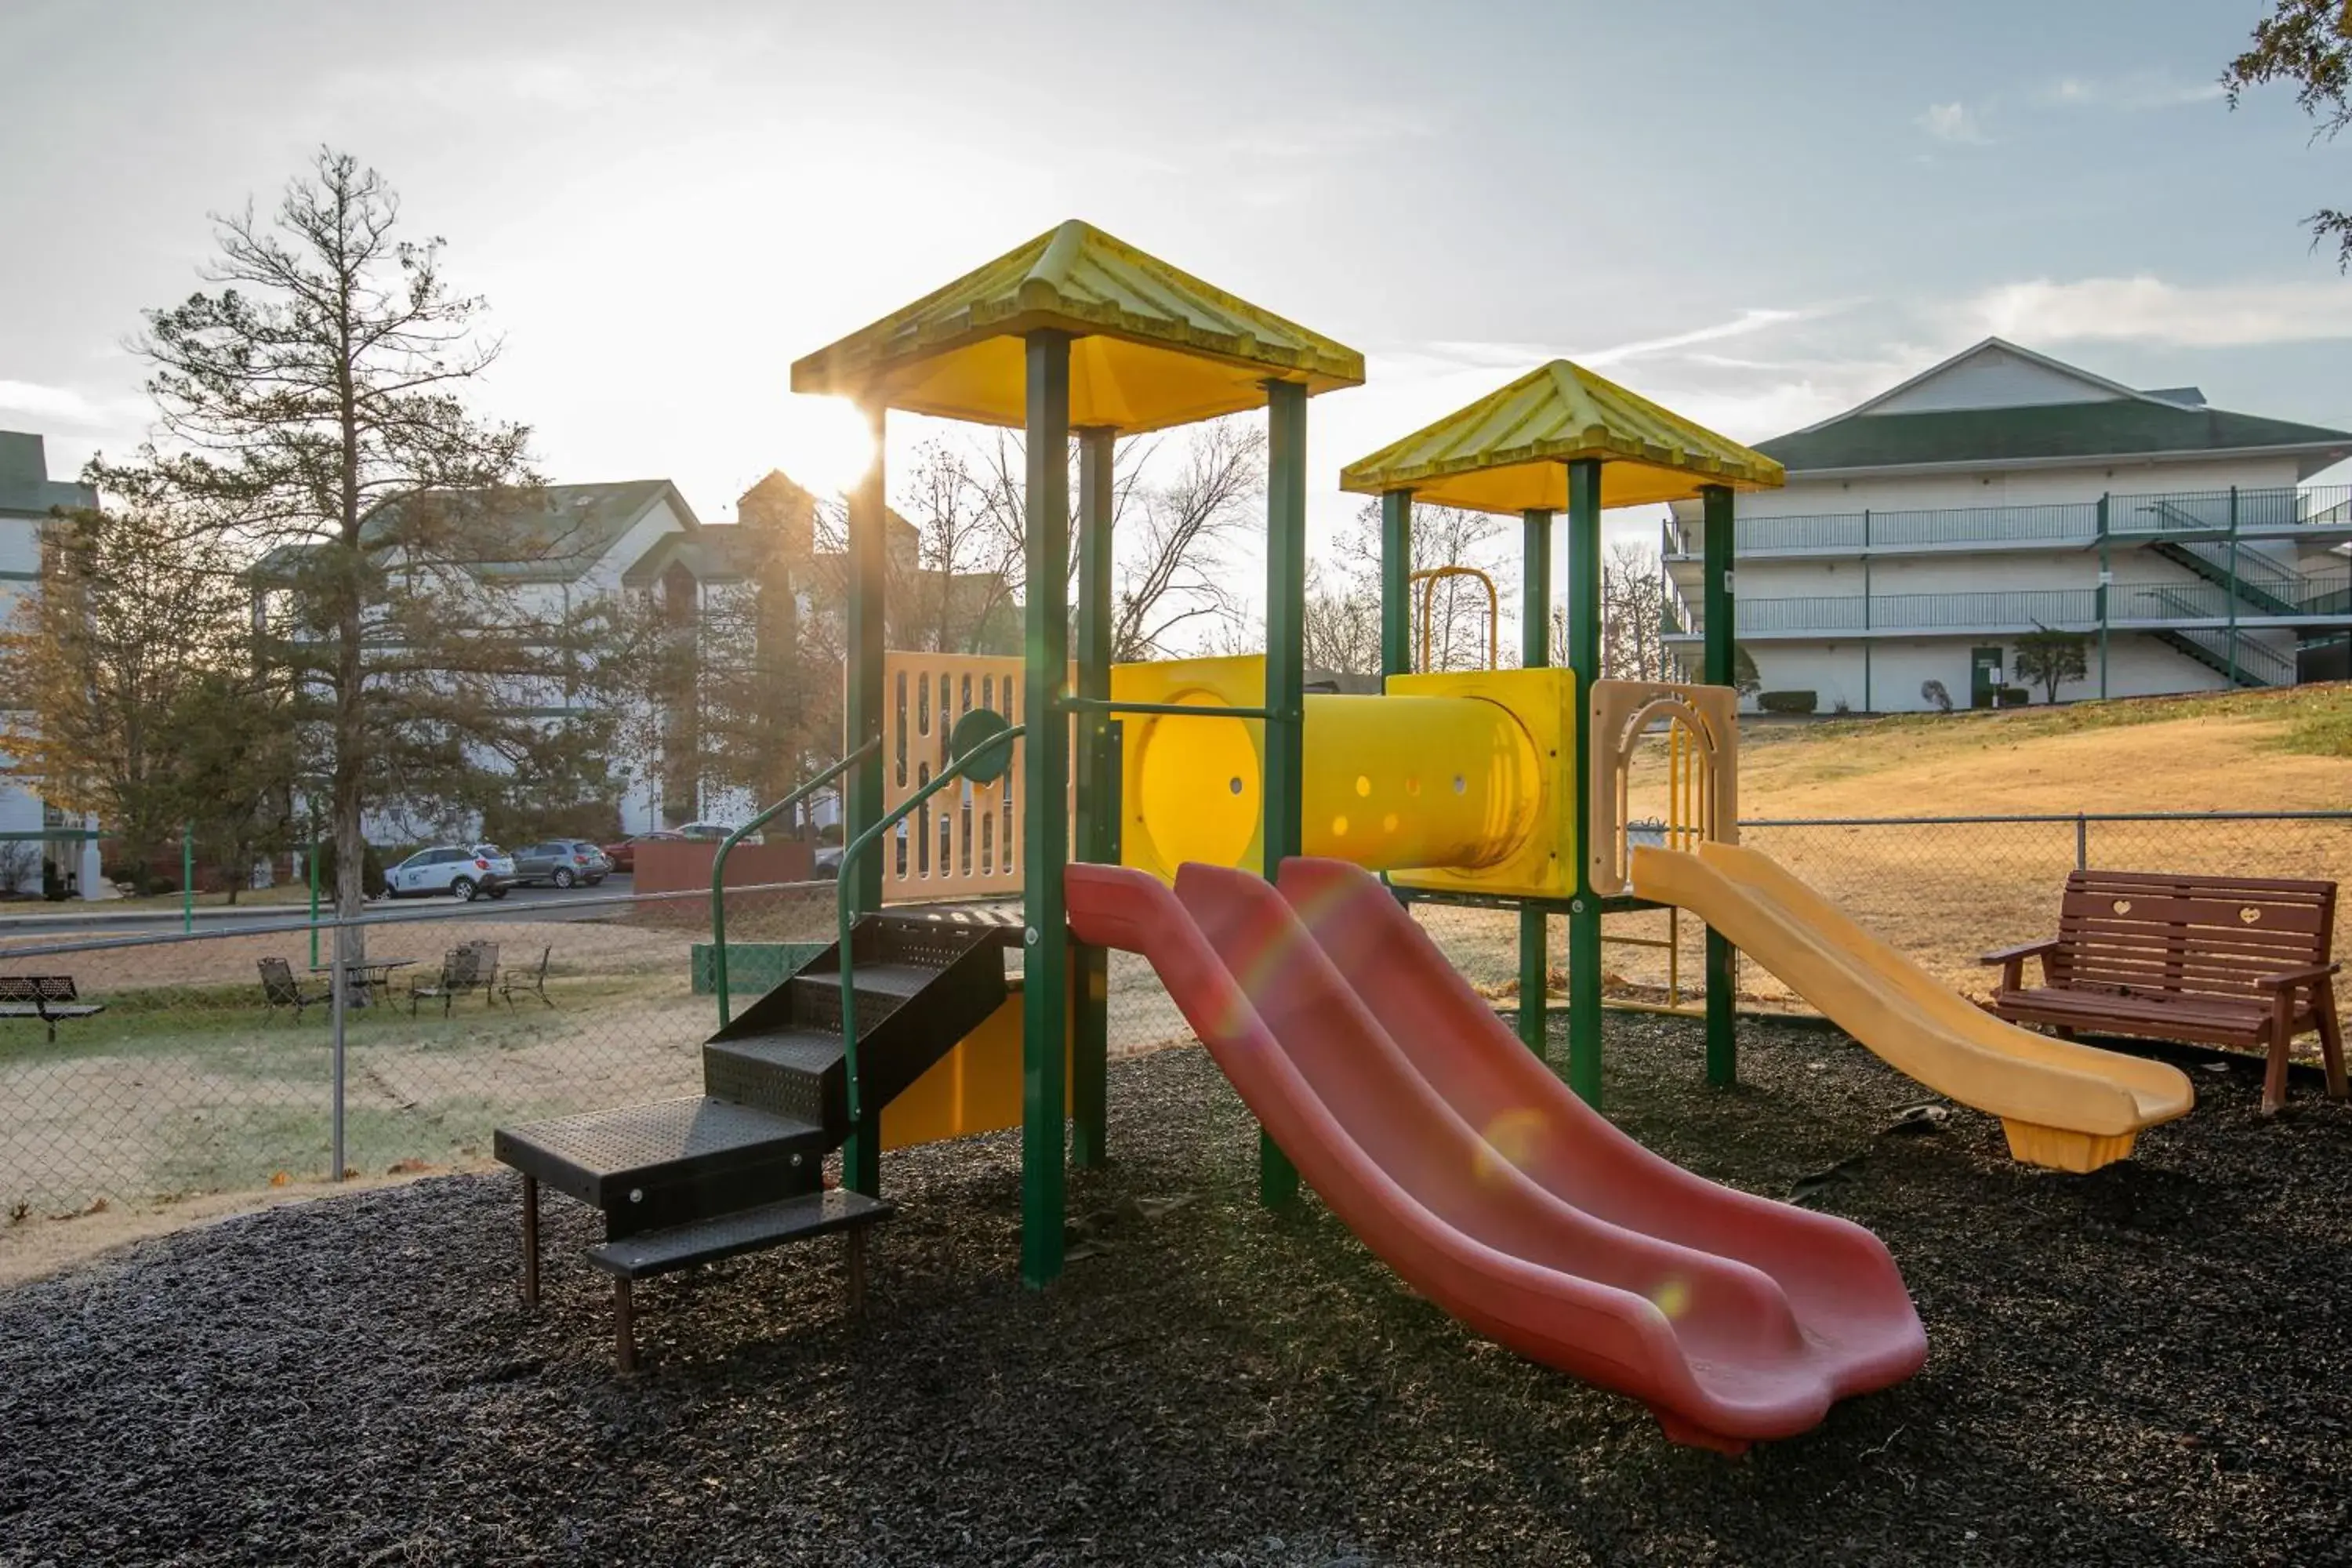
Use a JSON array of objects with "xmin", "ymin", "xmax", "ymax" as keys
[
  {"xmin": 1071, "ymin": 426, "xmax": 1115, "ymax": 1170},
  {"xmin": 1380, "ymin": 489, "xmax": 1413, "ymax": 679},
  {"xmin": 841, "ymin": 398, "xmax": 888, "ymax": 1197},
  {"xmin": 181, "ymin": 825, "xmax": 194, "ymax": 934},
  {"xmin": 1020, "ymin": 332, "xmax": 1074, "ymax": 1287},
  {"xmin": 1564, "ymin": 459, "xmax": 1605, "ymax": 1107},
  {"xmin": 1699, "ymin": 483, "xmax": 1738, "ymax": 1088},
  {"xmin": 2097, "ymin": 495, "xmax": 2111, "ymax": 699},
  {"xmin": 1259, "ymin": 379, "xmax": 1309, "ymax": 1210},
  {"xmin": 1518, "ymin": 506, "xmax": 1553, "ymax": 1058},
  {"xmin": 2227, "ymin": 485, "xmax": 2241, "ymax": 688}
]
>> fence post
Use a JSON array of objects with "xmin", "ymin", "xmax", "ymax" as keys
[
  {"xmin": 2075, "ymin": 813, "xmax": 2089, "ymax": 871},
  {"xmin": 307, "ymin": 829, "xmax": 321, "ymax": 970},
  {"xmin": 330, "ymin": 952, "xmax": 348, "ymax": 1182},
  {"xmin": 181, "ymin": 825, "xmax": 194, "ymax": 935}
]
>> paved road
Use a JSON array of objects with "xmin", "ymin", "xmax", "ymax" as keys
[{"xmin": 0, "ymin": 875, "xmax": 644, "ymax": 941}]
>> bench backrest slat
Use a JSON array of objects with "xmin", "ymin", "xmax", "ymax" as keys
[
  {"xmin": 2050, "ymin": 870, "xmax": 2335, "ymax": 999},
  {"xmin": 0, "ymin": 975, "xmax": 78, "ymax": 1004}
]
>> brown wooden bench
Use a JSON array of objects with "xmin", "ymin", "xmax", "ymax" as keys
[
  {"xmin": 1982, "ymin": 869, "xmax": 2344, "ymax": 1116},
  {"xmin": 0, "ymin": 975, "xmax": 105, "ymax": 1044}
]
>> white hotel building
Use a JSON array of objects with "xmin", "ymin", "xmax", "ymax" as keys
[{"xmin": 1663, "ymin": 339, "xmax": 2352, "ymax": 711}]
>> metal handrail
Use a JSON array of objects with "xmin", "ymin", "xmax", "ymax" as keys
[
  {"xmin": 833, "ymin": 722, "xmax": 1025, "ymax": 1134},
  {"xmin": 711, "ymin": 737, "xmax": 880, "ymax": 1025},
  {"xmin": 1410, "ymin": 564, "xmax": 1499, "ymax": 671}
]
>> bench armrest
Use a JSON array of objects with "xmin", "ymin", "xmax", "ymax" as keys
[
  {"xmin": 1979, "ymin": 938, "xmax": 2058, "ymax": 993},
  {"xmin": 2254, "ymin": 961, "xmax": 2342, "ymax": 992}
]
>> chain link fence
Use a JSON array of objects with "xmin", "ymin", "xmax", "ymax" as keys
[
  {"xmin": 4, "ymin": 811, "xmax": 2346, "ymax": 1223},
  {"xmin": 1408, "ymin": 811, "xmax": 2352, "ymax": 1025}
]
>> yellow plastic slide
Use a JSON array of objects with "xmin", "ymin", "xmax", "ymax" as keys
[{"xmin": 1631, "ymin": 841, "xmax": 2195, "ymax": 1173}]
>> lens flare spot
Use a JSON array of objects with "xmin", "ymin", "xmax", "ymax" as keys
[
  {"xmin": 1330, "ymin": 815, "xmax": 1348, "ymax": 837},
  {"xmin": 1406, "ymin": 776, "xmax": 1421, "ymax": 797},
  {"xmin": 1355, "ymin": 775, "xmax": 1371, "ymax": 797},
  {"xmin": 1472, "ymin": 1106, "xmax": 1547, "ymax": 1186},
  {"xmin": 1382, "ymin": 813, "xmax": 1399, "ymax": 833},
  {"xmin": 1650, "ymin": 1276, "xmax": 1692, "ymax": 1319}
]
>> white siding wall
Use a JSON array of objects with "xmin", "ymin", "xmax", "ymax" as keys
[
  {"xmin": 1741, "ymin": 633, "xmax": 2259, "ymax": 714},
  {"xmin": 0, "ymin": 514, "xmax": 42, "ymax": 891},
  {"xmin": 1869, "ymin": 350, "xmax": 2126, "ymax": 415}
]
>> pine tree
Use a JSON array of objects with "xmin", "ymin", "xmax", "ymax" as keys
[{"xmin": 89, "ymin": 148, "xmax": 607, "ymax": 942}]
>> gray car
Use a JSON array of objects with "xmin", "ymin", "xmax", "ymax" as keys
[{"xmin": 510, "ymin": 839, "xmax": 612, "ymax": 889}]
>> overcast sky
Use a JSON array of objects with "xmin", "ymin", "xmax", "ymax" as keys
[{"xmin": 5, "ymin": 0, "xmax": 2350, "ymax": 563}]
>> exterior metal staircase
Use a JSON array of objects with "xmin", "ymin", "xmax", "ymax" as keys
[
  {"xmin": 2148, "ymin": 539, "xmax": 2307, "ymax": 619},
  {"xmin": 494, "ymin": 913, "xmax": 1008, "ymax": 1367},
  {"xmin": 2149, "ymin": 626, "xmax": 2292, "ymax": 688}
]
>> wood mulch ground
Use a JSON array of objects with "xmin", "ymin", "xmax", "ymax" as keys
[{"xmin": 3, "ymin": 1014, "xmax": 2348, "ymax": 1566}]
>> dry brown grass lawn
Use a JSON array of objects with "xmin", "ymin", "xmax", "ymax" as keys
[{"xmin": 1606, "ymin": 684, "xmax": 2352, "ymax": 1018}]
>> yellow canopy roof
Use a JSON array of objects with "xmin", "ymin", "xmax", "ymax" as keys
[
  {"xmin": 1339, "ymin": 360, "xmax": 1784, "ymax": 513},
  {"xmin": 790, "ymin": 220, "xmax": 1365, "ymax": 435}
]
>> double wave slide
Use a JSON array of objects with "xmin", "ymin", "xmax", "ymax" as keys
[
  {"xmin": 1066, "ymin": 857, "xmax": 1927, "ymax": 1452},
  {"xmin": 1631, "ymin": 841, "xmax": 2195, "ymax": 1174}
]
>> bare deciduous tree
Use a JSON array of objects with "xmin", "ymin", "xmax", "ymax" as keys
[
  {"xmin": 1301, "ymin": 557, "xmax": 1382, "ymax": 677},
  {"xmin": 956, "ymin": 416, "xmax": 1264, "ymax": 660},
  {"xmin": 1599, "ymin": 541, "xmax": 1671, "ymax": 682},
  {"xmin": 89, "ymin": 148, "xmax": 603, "ymax": 932},
  {"xmin": 1330, "ymin": 499, "xmax": 1510, "ymax": 672}
]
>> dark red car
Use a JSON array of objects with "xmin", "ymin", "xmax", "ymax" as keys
[{"xmin": 601, "ymin": 829, "xmax": 686, "ymax": 873}]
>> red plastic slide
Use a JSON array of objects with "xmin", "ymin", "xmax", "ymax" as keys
[{"xmin": 1065, "ymin": 857, "xmax": 1926, "ymax": 1451}]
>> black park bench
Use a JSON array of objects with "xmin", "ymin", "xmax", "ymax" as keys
[{"xmin": 0, "ymin": 976, "xmax": 104, "ymax": 1044}]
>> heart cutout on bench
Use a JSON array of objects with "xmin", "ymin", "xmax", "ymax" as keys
[
  {"xmin": 2111, "ymin": 899, "xmax": 2132, "ymax": 915},
  {"xmin": 2241, "ymin": 906, "xmax": 2263, "ymax": 924}
]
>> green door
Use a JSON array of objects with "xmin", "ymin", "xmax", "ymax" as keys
[{"xmin": 1970, "ymin": 645, "xmax": 2005, "ymax": 710}]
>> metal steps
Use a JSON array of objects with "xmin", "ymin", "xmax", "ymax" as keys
[
  {"xmin": 493, "ymin": 1096, "xmax": 828, "ymax": 1238},
  {"xmin": 707, "ymin": 916, "xmax": 1009, "ymax": 1127},
  {"xmin": 2150, "ymin": 539, "xmax": 2304, "ymax": 619},
  {"xmin": 495, "ymin": 909, "xmax": 1010, "ymax": 1365},
  {"xmin": 587, "ymin": 1189, "xmax": 892, "ymax": 1281},
  {"xmin": 2151, "ymin": 627, "xmax": 2282, "ymax": 688}
]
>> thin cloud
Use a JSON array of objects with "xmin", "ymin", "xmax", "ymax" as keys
[
  {"xmin": 1917, "ymin": 101, "xmax": 1989, "ymax": 144},
  {"xmin": 0, "ymin": 379, "xmax": 147, "ymax": 431},
  {"xmin": 1410, "ymin": 307, "xmax": 1820, "ymax": 380},
  {"xmin": 1578, "ymin": 308, "xmax": 1810, "ymax": 368},
  {"xmin": 1965, "ymin": 275, "xmax": 2352, "ymax": 347},
  {"xmin": 2043, "ymin": 71, "xmax": 2224, "ymax": 111}
]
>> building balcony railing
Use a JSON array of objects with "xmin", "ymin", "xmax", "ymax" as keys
[
  {"xmin": 1659, "ymin": 575, "xmax": 2352, "ymax": 641},
  {"xmin": 1661, "ymin": 484, "xmax": 2352, "ymax": 560}
]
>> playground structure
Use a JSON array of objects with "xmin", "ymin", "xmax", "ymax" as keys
[{"xmin": 494, "ymin": 219, "xmax": 2198, "ymax": 1444}]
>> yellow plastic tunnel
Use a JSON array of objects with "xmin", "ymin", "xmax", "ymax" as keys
[{"xmin": 1111, "ymin": 656, "xmax": 1577, "ymax": 898}]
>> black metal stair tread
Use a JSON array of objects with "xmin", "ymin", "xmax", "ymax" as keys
[
  {"xmin": 706, "ymin": 1028, "xmax": 845, "ymax": 1072},
  {"xmin": 586, "ymin": 1189, "xmax": 893, "ymax": 1279},
  {"xmin": 493, "ymin": 1096, "xmax": 824, "ymax": 1185},
  {"xmin": 797, "ymin": 963, "xmax": 943, "ymax": 996}
]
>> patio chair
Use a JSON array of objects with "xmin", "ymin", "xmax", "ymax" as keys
[
  {"xmin": 470, "ymin": 942, "xmax": 506, "ymax": 1009},
  {"xmin": 408, "ymin": 946, "xmax": 485, "ymax": 1017},
  {"xmin": 501, "ymin": 945, "xmax": 554, "ymax": 1009},
  {"xmin": 257, "ymin": 957, "xmax": 323, "ymax": 1024}
]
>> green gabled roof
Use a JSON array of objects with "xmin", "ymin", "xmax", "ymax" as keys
[
  {"xmin": 1339, "ymin": 360, "xmax": 1784, "ymax": 514},
  {"xmin": 1759, "ymin": 401, "xmax": 2352, "ymax": 474},
  {"xmin": 790, "ymin": 220, "xmax": 1364, "ymax": 434}
]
